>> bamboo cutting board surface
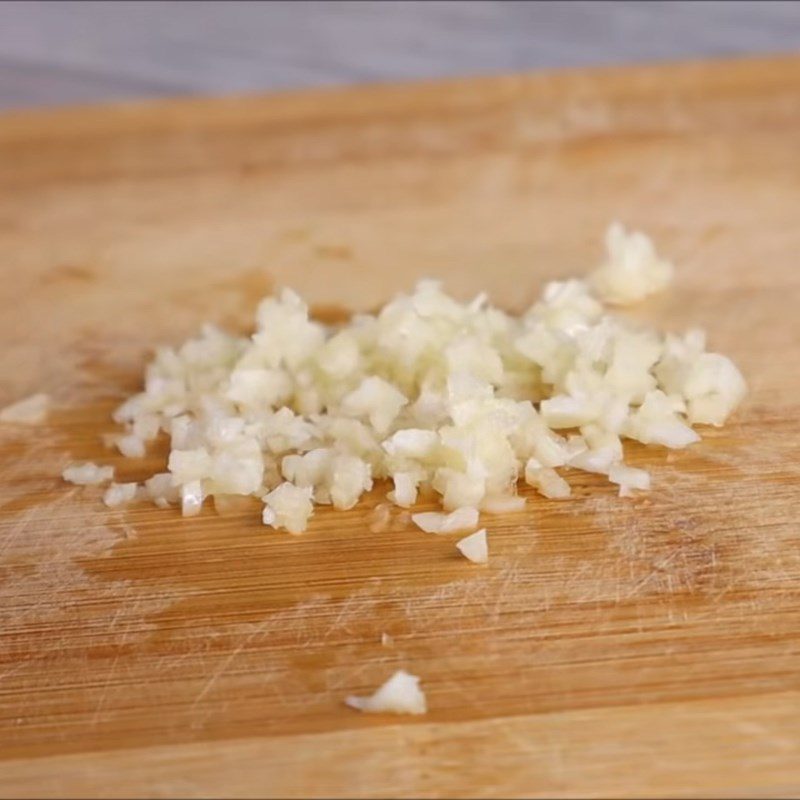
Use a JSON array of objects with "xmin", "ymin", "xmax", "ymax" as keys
[{"xmin": 1, "ymin": 56, "xmax": 800, "ymax": 798}]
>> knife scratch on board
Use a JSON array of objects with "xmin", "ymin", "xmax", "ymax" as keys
[{"xmin": 191, "ymin": 616, "xmax": 277, "ymax": 710}]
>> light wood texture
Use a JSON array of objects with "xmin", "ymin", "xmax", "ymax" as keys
[
  {"xmin": 1, "ymin": 56, "xmax": 800, "ymax": 798},
  {"xmin": 2, "ymin": 1, "xmax": 800, "ymax": 109}
]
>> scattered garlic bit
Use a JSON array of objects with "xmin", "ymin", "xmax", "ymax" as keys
[
  {"xmin": 388, "ymin": 472, "xmax": 418, "ymax": 507},
  {"xmin": 369, "ymin": 502, "xmax": 392, "ymax": 533},
  {"xmin": 144, "ymin": 472, "xmax": 179, "ymax": 508},
  {"xmin": 62, "ymin": 462, "xmax": 114, "ymax": 486},
  {"xmin": 381, "ymin": 632, "xmax": 393, "ymax": 647},
  {"xmin": 181, "ymin": 480, "xmax": 205, "ymax": 517},
  {"xmin": 116, "ymin": 433, "xmax": 146, "ymax": 458},
  {"xmin": 608, "ymin": 464, "xmax": 651, "ymax": 497},
  {"xmin": 589, "ymin": 222, "xmax": 674, "ymax": 306},
  {"xmin": 262, "ymin": 482, "xmax": 314, "ymax": 533},
  {"xmin": 132, "ymin": 413, "xmax": 160, "ymax": 441},
  {"xmin": 103, "ymin": 482, "xmax": 138, "ymax": 508},
  {"xmin": 412, "ymin": 506, "xmax": 479, "ymax": 534},
  {"xmin": 568, "ymin": 445, "xmax": 617, "ymax": 476},
  {"xmin": 0, "ymin": 393, "xmax": 49, "ymax": 424},
  {"xmin": 656, "ymin": 334, "xmax": 747, "ymax": 426},
  {"xmin": 97, "ymin": 224, "xmax": 743, "ymax": 531},
  {"xmin": 456, "ymin": 528, "xmax": 488, "ymax": 564},
  {"xmin": 525, "ymin": 462, "xmax": 571, "ymax": 499},
  {"xmin": 623, "ymin": 390, "xmax": 700, "ymax": 449},
  {"xmin": 345, "ymin": 670, "xmax": 426, "ymax": 715}
]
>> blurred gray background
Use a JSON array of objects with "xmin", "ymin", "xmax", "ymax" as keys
[{"xmin": 1, "ymin": 0, "xmax": 799, "ymax": 110}]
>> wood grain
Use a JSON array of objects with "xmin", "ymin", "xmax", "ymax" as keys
[{"xmin": 1, "ymin": 56, "xmax": 800, "ymax": 798}]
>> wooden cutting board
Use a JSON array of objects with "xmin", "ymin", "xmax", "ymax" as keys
[{"xmin": 1, "ymin": 56, "xmax": 800, "ymax": 799}]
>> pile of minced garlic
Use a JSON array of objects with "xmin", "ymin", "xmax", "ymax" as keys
[{"xmin": 60, "ymin": 224, "xmax": 745, "ymax": 554}]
